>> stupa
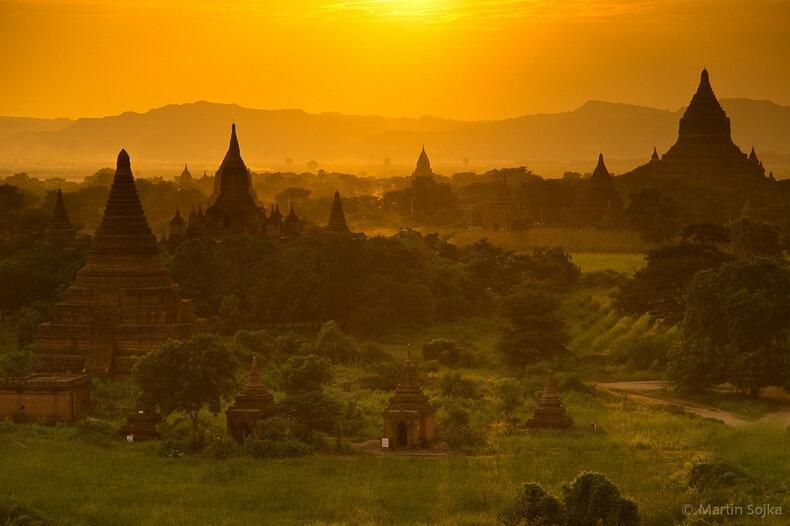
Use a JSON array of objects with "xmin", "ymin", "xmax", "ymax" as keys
[
  {"xmin": 525, "ymin": 376, "xmax": 573, "ymax": 429},
  {"xmin": 382, "ymin": 353, "xmax": 436, "ymax": 449},
  {"xmin": 624, "ymin": 69, "xmax": 765, "ymax": 179},
  {"xmin": 226, "ymin": 357, "xmax": 276, "ymax": 443},
  {"xmin": 576, "ymin": 154, "xmax": 622, "ymax": 223},
  {"xmin": 326, "ymin": 191, "xmax": 350, "ymax": 232},
  {"xmin": 204, "ymin": 123, "xmax": 262, "ymax": 233},
  {"xmin": 44, "ymin": 189, "xmax": 76, "ymax": 245},
  {"xmin": 412, "ymin": 146, "xmax": 434, "ymax": 178},
  {"xmin": 34, "ymin": 150, "xmax": 201, "ymax": 376}
]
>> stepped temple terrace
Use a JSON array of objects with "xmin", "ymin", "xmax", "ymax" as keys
[
  {"xmin": 226, "ymin": 357, "xmax": 276, "ymax": 444},
  {"xmin": 623, "ymin": 69, "xmax": 767, "ymax": 180},
  {"xmin": 382, "ymin": 354, "xmax": 435, "ymax": 450},
  {"xmin": 326, "ymin": 191, "xmax": 350, "ymax": 232},
  {"xmin": 0, "ymin": 373, "xmax": 90, "ymax": 423},
  {"xmin": 525, "ymin": 376, "xmax": 573, "ymax": 430},
  {"xmin": 34, "ymin": 150, "xmax": 202, "ymax": 376}
]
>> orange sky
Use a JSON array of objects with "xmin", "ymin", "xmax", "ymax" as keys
[{"xmin": 1, "ymin": 0, "xmax": 788, "ymax": 120}]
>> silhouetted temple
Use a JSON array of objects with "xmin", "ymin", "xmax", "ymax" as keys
[
  {"xmin": 576, "ymin": 154, "xmax": 622, "ymax": 223},
  {"xmin": 326, "ymin": 191, "xmax": 350, "ymax": 232},
  {"xmin": 226, "ymin": 356, "xmax": 275, "ymax": 444},
  {"xmin": 412, "ymin": 146, "xmax": 434, "ymax": 178},
  {"xmin": 382, "ymin": 353, "xmax": 435, "ymax": 449},
  {"xmin": 525, "ymin": 376, "xmax": 573, "ymax": 430},
  {"xmin": 44, "ymin": 189, "xmax": 77, "ymax": 245},
  {"xmin": 35, "ymin": 150, "xmax": 201, "ymax": 376},
  {"xmin": 484, "ymin": 175, "xmax": 520, "ymax": 231},
  {"xmin": 624, "ymin": 69, "xmax": 766, "ymax": 180},
  {"xmin": 166, "ymin": 124, "xmax": 302, "ymax": 242}
]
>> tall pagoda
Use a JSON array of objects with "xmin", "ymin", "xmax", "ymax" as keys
[
  {"xmin": 205, "ymin": 123, "xmax": 262, "ymax": 233},
  {"xmin": 623, "ymin": 69, "xmax": 766, "ymax": 179},
  {"xmin": 326, "ymin": 191, "xmax": 350, "ymax": 232},
  {"xmin": 44, "ymin": 189, "xmax": 76, "ymax": 245},
  {"xmin": 412, "ymin": 146, "xmax": 434, "ymax": 178},
  {"xmin": 34, "ymin": 150, "xmax": 201, "ymax": 376},
  {"xmin": 382, "ymin": 353, "xmax": 436, "ymax": 449},
  {"xmin": 576, "ymin": 154, "xmax": 622, "ymax": 223}
]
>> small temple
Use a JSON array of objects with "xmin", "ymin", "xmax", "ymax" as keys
[
  {"xmin": 623, "ymin": 69, "xmax": 766, "ymax": 180},
  {"xmin": 525, "ymin": 376, "xmax": 573, "ymax": 430},
  {"xmin": 576, "ymin": 154, "xmax": 622, "ymax": 223},
  {"xmin": 382, "ymin": 353, "xmax": 435, "ymax": 449},
  {"xmin": 226, "ymin": 356, "xmax": 275, "ymax": 444},
  {"xmin": 0, "ymin": 373, "xmax": 91, "ymax": 423},
  {"xmin": 34, "ymin": 150, "xmax": 202, "ymax": 376},
  {"xmin": 118, "ymin": 408, "xmax": 161, "ymax": 442},
  {"xmin": 44, "ymin": 189, "xmax": 77, "ymax": 245},
  {"xmin": 326, "ymin": 191, "xmax": 350, "ymax": 232}
]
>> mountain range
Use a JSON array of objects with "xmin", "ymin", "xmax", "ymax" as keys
[{"xmin": 1, "ymin": 99, "xmax": 789, "ymax": 177}]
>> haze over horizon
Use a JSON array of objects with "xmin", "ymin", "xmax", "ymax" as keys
[{"xmin": 1, "ymin": 0, "xmax": 789, "ymax": 121}]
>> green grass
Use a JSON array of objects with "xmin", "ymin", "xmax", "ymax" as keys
[
  {"xmin": 1, "ymin": 390, "xmax": 786, "ymax": 526},
  {"xmin": 648, "ymin": 389, "xmax": 784, "ymax": 421}
]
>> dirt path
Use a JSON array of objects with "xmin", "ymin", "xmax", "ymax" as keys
[{"xmin": 597, "ymin": 380, "xmax": 790, "ymax": 429}]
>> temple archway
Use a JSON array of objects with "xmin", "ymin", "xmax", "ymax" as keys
[{"xmin": 396, "ymin": 421, "xmax": 408, "ymax": 447}]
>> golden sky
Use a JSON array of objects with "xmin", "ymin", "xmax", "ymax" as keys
[{"xmin": 1, "ymin": 0, "xmax": 788, "ymax": 120}]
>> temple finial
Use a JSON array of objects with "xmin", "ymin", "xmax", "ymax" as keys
[{"xmin": 117, "ymin": 149, "xmax": 130, "ymax": 169}]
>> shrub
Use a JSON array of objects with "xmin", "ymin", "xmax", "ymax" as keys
[
  {"xmin": 203, "ymin": 437, "xmax": 240, "ymax": 459},
  {"xmin": 685, "ymin": 457, "xmax": 754, "ymax": 492},
  {"xmin": 439, "ymin": 372, "xmax": 482, "ymax": 399},
  {"xmin": 0, "ymin": 348, "xmax": 33, "ymax": 377},
  {"xmin": 438, "ymin": 403, "xmax": 487, "ymax": 452},
  {"xmin": 75, "ymin": 418, "xmax": 118, "ymax": 446},
  {"xmin": 499, "ymin": 482, "xmax": 563, "ymax": 526},
  {"xmin": 313, "ymin": 321, "xmax": 357, "ymax": 363},
  {"xmin": 245, "ymin": 438, "xmax": 313, "ymax": 459},
  {"xmin": 561, "ymin": 472, "xmax": 640, "ymax": 526},
  {"xmin": 0, "ymin": 495, "xmax": 49, "ymax": 526},
  {"xmin": 357, "ymin": 361, "xmax": 401, "ymax": 391}
]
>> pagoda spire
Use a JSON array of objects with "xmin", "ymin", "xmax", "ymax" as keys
[
  {"xmin": 326, "ymin": 191, "xmax": 350, "ymax": 232},
  {"xmin": 413, "ymin": 145, "xmax": 433, "ymax": 177},
  {"xmin": 591, "ymin": 153, "xmax": 610, "ymax": 181},
  {"xmin": 651, "ymin": 147, "xmax": 659, "ymax": 161},
  {"xmin": 45, "ymin": 188, "xmax": 76, "ymax": 245}
]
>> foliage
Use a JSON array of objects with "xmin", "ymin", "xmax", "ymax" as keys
[
  {"xmin": 614, "ymin": 242, "xmax": 732, "ymax": 323},
  {"xmin": 561, "ymin": 472, "xmax": 640, "ymax": 526},
  {"xmin": 499, "ymin": 482, "xmax": 563, "ymax": 526},
  {"xmin": 0, "ymin": 495, "xmax": 49, "ymax": 526},
  {"xmin": 133, "ymin": 335, "xmax": 240, "ymax": 446},
  {"xmin": 75, "ymin": 418, "xmax": 119, "ymax": 446},
  {"xmin": 244, "ymin": 438, "xmax": 313, "ymax": 459},
  {"xmin": 439, "ymin": 372, "xmax": 483, "ymax": 399},
  {"xmin": 311, "ymin": 321, "xmax": 357, "ymax": 363},
  {"xmin": 625, "ymin": 187, "xmax": 680, "ymax": 243},
  {"xmin": 421, "ymin": 338, "xmax": 476, "ymax": 367},
  {"xmin": 0, "ymin": 348, "xmax": 33, "ymax": 377},
  {"xmin": 498, "ymin": 286, "xmax": 568, "ymax": 369},
  {"xmin": 437, "ymin": 403, "xmax": 488, "ymax": 452},
  {"xmin": 670, "ymin": 257, "xmax": 790, "ymax": 394},
  {"xmin": 279, "ymin": 354, "xmax": 333, "ymax": 394}
]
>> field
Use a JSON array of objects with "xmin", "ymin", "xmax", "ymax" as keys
[{"xmin": 2, "ymin": 393, "xmax": 787, "ymax": 526}]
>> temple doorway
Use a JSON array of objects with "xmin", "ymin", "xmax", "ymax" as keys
[{"xmin": 396, "ymin": 421, "xmax": 408, "ymax": 447}]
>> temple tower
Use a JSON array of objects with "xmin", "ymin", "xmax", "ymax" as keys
[
  {"xmin": 34, "ymin": 150, "xmax": 201, "ymax": 376},
  {"xmin": 326, "ymin": 191, "xmax": 350, "ymax": 232},
  {"xmin": 226, "ymin": 357, "xmax": 275, "ymax": 443},
  {"xmin": 412, "ymin": 146, "xmax": 434, "ymax": 178},
  {"xmin": 576, "ymin": 154, "xmax": 622, "ymax": 223},
  {"xmin": 283, "ymin": 203, "xmax": 303, "ymax": 237},
  {"xmin": 525, "ymin": 376, "xmax": 573, "ymax": 429},
  {"xmin": 205, "ymin": 124, "xmax": 262, "ymax": 232},
  {"xmin": 382, "ymin": 353, "xmax": 436, "ymax": 449},
  {"xmin": 169, "ymin": 205, "xmax": 185, "ymax": 240},
  {"xmin": 44, "ymin": 189, "xmax": 76, "ymax": 245}
]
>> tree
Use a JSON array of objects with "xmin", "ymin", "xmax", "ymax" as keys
[
  {"xmin": 681, "ymin": 222, "xmax": 729, "ymax": 247},
  {"xmin": 669, "ymin": 258, "xmax": 790, "ymax": 395},
  {"xmin": 274, "ymin": 187, "xmax": 312, "ymax": 203},
  {"xmin": 561, "ymin": 472, "xmax": 640, "ymax": 526},
  {"xmin": 614, "ymin": 242, "xmax": 732, "ymax": 323},
  {"xmin": 277, "ymin": 354, "xmax": 338, "ymax": 442},
  {"xmin": 133, "ymin": 335, "xmax": 240, "ymax": 447},
  {"xmin": 499, "ymin": 482, "xmax": 563, "ymax": 526},
  {"xmin": 497, "ymin": 287, "xmax": 568, "ymax": 369},
  {"xmin": 625, "ymin": 188, "xmax": 679, "ymax": 243},
  {"xmin": 731, "ymin": 219, "xmax": 785, "ymax": 259}
]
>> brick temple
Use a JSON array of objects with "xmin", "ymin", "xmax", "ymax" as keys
[
  {"xmin": 382, "ymin": 353, "xmax": 435, "ymax": 449},
  {"xmin": 44, "ymin": 189, "xmax": 77, "ymax": 245},
  {"xmin": 0, "ymin": 373, "xmax": 91, "ymax": 423},
  {"xmin": 226, "ymin": 356, "xmax": 275, "ymax": 443},
  {"xmin": 34, "ymin": 149, "xmax": 202, "ymax": 376},
  {"xmin": 326, "ymin": 190, "xmax": 350, "ymax": 232},
  {"xmin": 525, "ymin": 376, "xmax": 573, "ymax": 430}
]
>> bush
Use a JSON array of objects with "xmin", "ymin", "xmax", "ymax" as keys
[
  {"xmin": 421, "ymin": 338, "xmax": 476, "ymax": 367},
  {"xmin": 561, "ymin": 472, "xmax": 640, "ymax": 526},
  {"xmin": 0, "ymin": 495, "xmax": 49, "ymax": 526},
  {"xmin": 234, "ymin": 329, "xmax": 275, "ymax": 360},
  {"xmin": 686, "ymin": 457, "xmax": 754, "ymax": 492},
  {"xmin": 312, "ymin": 321, "xmax": 357, "ymax": 363},
  {"xmin": 0, "ymin": 348, "xmax": 32, "ymax": 377},
  {"xmin": 245, "ymin": 438, "xmax": 313, "ymax": 459},
  {"xmin": 439, "ymin": 372, "xmax": 482, "ymax": 399},
  {"xmin": 357, "ymin": 361, "xmax": 401, "ymax": 391},
  {"xmin": 203, "ymin": 437, "xmax": 240, "ymax": 459},
  {"xmin": 75, "ymin": 418, "xmax": 118, "ymax": 446},
  {"xmin": 499, "ymin": 482, "xmax": 563, "ymax": 526},
  {"xmin": 438, "ymin": 403, "xmax": 487, "ymax": 452}
]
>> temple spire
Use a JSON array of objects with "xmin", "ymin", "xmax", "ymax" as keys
[
  {"xmin": 651, "ymin": 147, "xmax": 659, "ymax": 161},
  {"xmin": 326, "ymin": 191, "xmax": 350, "ymax": 232},
  {"xmin": 413, "ymin": 145, "xmax": 433, "ymax": 177},
  {"xmin": 45, "ymin": 188, "xmax": 76, "ymax": 245},
  {"xmin": 591, "ymin": 153, "xmax": 610, "ymax": 180}
]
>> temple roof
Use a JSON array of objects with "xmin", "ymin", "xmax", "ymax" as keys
[
  {"xmin": 651, "ymin": 147, "xmax": 660, "ymax": 161},
  {"xmin": 676, "ymin": 69, "xmax": 731, "ymax": 140},
  {"xmin": 180, "ymin": 164, "xmax": 191, "ymax": 179},
  {"xmin": 327, "ymin": 191, "xmax": 350, "ymax": 232},
  {"xmin": 88, "ymin": 149, "xmax": 160, "ymax": 257},
  {"xmin": 413, "ymin": 146, "xmax": 433, "ymax": 177},
  {"xmin": 208, "ymin": 123, "xmax": 258, "ymax": 209},
  {"xmin": 590, "ymin": 153, "xmax": 611, "ymax": 182},
  {"xmin": 384, "ymin": 353, "xmax": 434, "ymax": 415},
  {"xmin": 285, "ymin": 202, "xmax": 300, "ymax": 223},
  {"xmin": 170, "ymin": 205, "xmax": 184, "ymax": 225},
  {"xmin": 48, "ymin": 189, "xmax": 72, "ymax": 228}
]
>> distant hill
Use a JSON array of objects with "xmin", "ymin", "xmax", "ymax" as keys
[{"xmin": 1, "ymin": 99, "xmax": 788, "ymax": 174}]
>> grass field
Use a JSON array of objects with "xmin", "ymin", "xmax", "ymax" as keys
[{"xmin": 2, "ymin": 391, "xmax": 787, "ymax": 526}]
